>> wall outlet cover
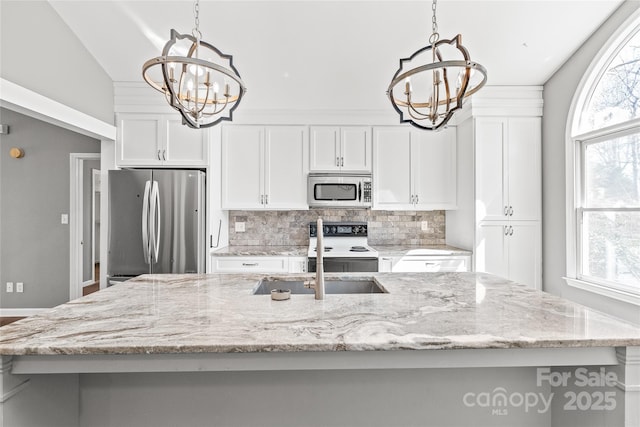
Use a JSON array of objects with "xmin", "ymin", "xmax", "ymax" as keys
[
  {"xmin": 16, "ymin": 282, "xmax": 24, "ymax": 293},
  {"xmin": 61, "ymin": 214, "xmax": 69, "ymax": 224},
  {"xmin": 235, "ymin": 222, "xmax": 246, "ymax": 232},
  {"xmin": 421, "ymin": 221, "xmax": 429, "ymax": 231},
  {"xmin": 6, "ymin": 282, "xmax": 14, "ymax": 293}
]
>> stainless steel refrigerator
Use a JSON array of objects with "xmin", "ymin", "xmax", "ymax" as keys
[{"xmin": 107, "ymin": 169, "xmax": 206, "ymax": 285}]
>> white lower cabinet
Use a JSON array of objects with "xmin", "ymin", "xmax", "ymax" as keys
[
  {"xmin": 210, "ymin": 256, "xmax": 289, "ymax": 273},
  {"xmin": 210, "ymin": 256, "xmax": 308, "ymax": 274},
  {"xmin": 378, "ymin": 255, "xmax": 470, "ymax": 272},
  {"xmin": 475, "ymin": 222, "xmax": 541, "ymax": 289}
]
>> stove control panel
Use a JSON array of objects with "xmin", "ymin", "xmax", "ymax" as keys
[{"xmin": 309, "ymin": 222, "xmax": 368, "ymax": 237}]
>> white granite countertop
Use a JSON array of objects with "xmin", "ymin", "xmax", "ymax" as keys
[
  {"xmin": 211, "ymin": 246, "xmax": 308, "ymax": 256},
  {"xmin": 373, "ymin": 245, "xmax": 471, "ymax": 257},
  {"xmin": 1, "ymin": 273, "xmax": 639, "ymax": 356},
  {"xmin": 211, "ymin": 245, "xmax": 470, "ymax": 257}
]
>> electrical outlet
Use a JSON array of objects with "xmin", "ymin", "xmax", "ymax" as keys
[
  {"xmin": 421, "ymin": 221, "xmax": 429, "ymax": 231},
  {"xmin": 61, "ymin": 214, "xmax": 69, "ymax": 224},
  {"xmin": 16, "ymin": 282, "xmax": 24, "ymax": 293},
  {"xmin": 235, "ymin": 222, "xmax": 245, "ymax": 232},
  {"xmin": 6, "ymin": 282, "xmax": 13, "ymax": 293}
]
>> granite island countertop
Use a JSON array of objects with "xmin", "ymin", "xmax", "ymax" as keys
[
  {"xmin": 1, "ymin": 272, "xmax": 639, "ymax": 356},
  {"xmin": 210, "ymin": 245, "xmax": 308, "ymax": 256},
  {"xmin": 372, "ymin": 244, "xmax": 472, "ymax": 257}
]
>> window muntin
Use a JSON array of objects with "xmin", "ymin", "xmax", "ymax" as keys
[{"xmin": 579, "ymin": 28, "xmax": 640, "ymax": 134}]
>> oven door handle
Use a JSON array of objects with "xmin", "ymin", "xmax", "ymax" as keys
[{"xmin": 358, "ymin": 182, "xmax": 362, "ymax": 202}]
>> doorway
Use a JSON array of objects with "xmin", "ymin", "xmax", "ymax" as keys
[{"xmin": 70, "ymin": 153, "xmax": 100, "ymax": 301}]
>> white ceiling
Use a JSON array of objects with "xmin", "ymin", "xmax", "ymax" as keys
[{"xmin": 49, "ymin": 0, "xmax": 623, "ymax": 111}]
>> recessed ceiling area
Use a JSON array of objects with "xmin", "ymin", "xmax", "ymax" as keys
[{"xmin": 49, "ymin": 0, "xmax": 624, "ymax": 111}]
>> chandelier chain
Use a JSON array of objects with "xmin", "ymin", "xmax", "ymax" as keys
[
  {"xmin": 430, "ymin": 0, "xmax": 439, "ymax": 44},
  {"xmin": 192, "ymin": 0, "xmax": 202, "ymax": 41}
]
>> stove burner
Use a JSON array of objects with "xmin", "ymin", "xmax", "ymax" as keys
[
  {"xmin": 314, "ymin": 246, "xmax": 333, "ymax": 252},
  {"xmin": 349, "ymin": 246, "xmax": 369, "ymax": 252}
]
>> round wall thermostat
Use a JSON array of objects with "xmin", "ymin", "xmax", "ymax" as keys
[{"xmin": 9, "ymin": 147, "xmax": 25, "ymax": 159}]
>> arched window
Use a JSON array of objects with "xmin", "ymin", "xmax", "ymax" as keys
[{"xmin": 569, "ymin": 13, "xmax": 640, "ymax": 299}]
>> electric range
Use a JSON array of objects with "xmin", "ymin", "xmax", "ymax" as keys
[{"xmin": 307, "ymin": 221, "xmax": 378, "ymax": 272}]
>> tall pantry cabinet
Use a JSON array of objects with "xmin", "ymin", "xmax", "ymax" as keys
[{"xmin": 446, "ymin": 90, "xmax": 543, "ymax": 289}]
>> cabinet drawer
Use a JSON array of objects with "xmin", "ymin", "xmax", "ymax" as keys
[
  {"xmin": 392, "ymin": 256, "xmax": 470, "ymax": 272},
  {"xmin": 211, "ymin": 257, "xmax": 289, "ymax": 273}
]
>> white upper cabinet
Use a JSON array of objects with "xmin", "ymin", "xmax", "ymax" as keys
[
  {"xmin": 309, "ymin": 126, "xmax": 371, "ymax": 172},
  {"xmin": 475, "ymin": 117, "xmax": 541, "ymax": 221},
  {"xmin": 116, "ymin": 114, "xmax": 208, "ymax": 167},
  {"xmin": 221, "ymin": 125, "xmax": 308, "ymax": 210},
  {"xmin": 373, "ymin": 126, "xmax": 457, "ymax": 210}
]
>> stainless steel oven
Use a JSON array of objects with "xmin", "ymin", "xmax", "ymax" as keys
[
  {"xmin": 307, "ymin": 173, "xmax": 372, "ymax": 208},
  {"xmin": 307, "ymin": 221, "xmax": 378, "ymax": 272}
]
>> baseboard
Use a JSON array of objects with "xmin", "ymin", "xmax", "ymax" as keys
[{"xmin": 0, "ymin": 308, "xmax": 47, "ymax": 317}]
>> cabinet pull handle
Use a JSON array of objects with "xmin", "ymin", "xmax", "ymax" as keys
[
  {"xmin": 157, "ymin": 150, "xmax": 162, "ymax": 161},
  {"xmin": 260, "ymin": 195, "xmax": 264, "ymax": 204},
  {"xmin": 504, "ymin": 206, "xmax": 509, "ymax": 216},
  {"xmin": 162, "ymin": 150, "xmax": 167, "ymax": 161},
  {"xmin": 504, "ymin": 225, "xmax": 509, "ymax": 236},
  {"xmin": 509, "ymin": 206, "xmax": 513, "ymax": 216},
  {"xmin": 336, "ymin": 157, "xmax": 340, "ymax": 167},
  {"xmin": 509, "ymin": 226, "xmax": 514, "ymax": 236},
  {"xmin": 341, "ymin": 157, "xmax": 344, "ymax": 167},
  {"xmin": 242, "ymin": 263, "xmax": 258, "ymax": 267},
  {"xmin": 265, "ymin": 194, "xmax": 269, "ymax": 205}
]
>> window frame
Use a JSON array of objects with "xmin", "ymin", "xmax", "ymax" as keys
[{"xmin": 566, "ymin": 10, "xmax": 640, "ymax": 306}]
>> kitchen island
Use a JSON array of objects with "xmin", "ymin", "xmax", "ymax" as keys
[{"xmin": 1, "ymin": 272, "xmax": 639, "ymax": 426}]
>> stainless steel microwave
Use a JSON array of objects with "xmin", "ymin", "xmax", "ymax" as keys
[{"xmin": 307, "ymin": 173, "xmax": 372, "ymax": 208}]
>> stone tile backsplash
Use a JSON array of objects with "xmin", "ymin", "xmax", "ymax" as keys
[{"xmin": 228, "ymin": 209, "xmax": 445, "ymax": 246}]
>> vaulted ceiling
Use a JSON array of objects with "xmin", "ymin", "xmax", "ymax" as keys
[{"xmin": 49, "ymin": 0, "xmax": 624, "ymax": 111}]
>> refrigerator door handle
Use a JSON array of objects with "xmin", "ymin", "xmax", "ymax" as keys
[
  {"xmin": 142, "ymin": 180, "xmax": 151, "ymax": 264},
  {"xmin": 149, "ymin": 180, "xmax": 161, "ymax": 263}
]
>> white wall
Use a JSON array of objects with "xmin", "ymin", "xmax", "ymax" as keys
[
  {"xmin": 542, "ymin": 0, "xmax": 640, "ymax": 323},
  {"xmin": 0, "ymin": 1, "xmax": 114, "ymax": 124}
]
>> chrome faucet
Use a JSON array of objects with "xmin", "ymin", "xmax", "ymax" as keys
[{"xmin": 306, "ymin": 218, "xmax": 325, "ymax": 300}]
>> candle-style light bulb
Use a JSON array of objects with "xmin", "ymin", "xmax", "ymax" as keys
[{"xmin": 404, "ymin": 78, "xmax": 412, "ymax": 95}]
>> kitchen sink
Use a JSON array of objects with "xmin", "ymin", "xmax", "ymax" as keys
[{"xmin": 253, "ymin": 279, "xmax": 387, "ymax": 295}]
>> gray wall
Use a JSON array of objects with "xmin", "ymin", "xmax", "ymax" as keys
[
  {"xmin": 0, "ymin": 1, "xmax": 114, "ymax": 124},
  {"xmin": 542, "ymin": 0, "xmax": 640, "ymax": 323},
  {"xmin": 0, "ymin": 108, "xmax": 100, "ymax": 309}
]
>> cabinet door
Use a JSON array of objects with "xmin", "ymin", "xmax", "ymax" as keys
[
  {"xmin": 309, "ymin": 126, "xmax": 340, "ymax": 171},
  {"xmin": 116, "ymin": 116, "xmax": 162, "ymax": 166},
  {"xmin": 413, "ymin": 127, "xmax": 457, "ymax": 209},
  {"xmin": 221, "ymin": 126, "xmax": 264, "ymax": 209},
  {"xmin": 507, "ymin": 118, "xmax": 541, "ymax": 221},
  {"xmin": 164, "ymin": 120, "xmax": 209, "ymax": 166},
  {"xmin": 340, "ymin": 126, "xmax": 371, "ymax": 172},
  {"xmin": 475, "ymin": 222, "xmax": 508, "ymax": 279},
  {"xmin": 264, "ymin": 126, "xmax": 309, "ymax": 209},
  {"xmin": 507, "ymin": 222, "xmax": 541, "ymax": 289},
  {"xmin": 373, "ymin": 127, "xmax": 414, "ymax": 209},
  {"xmin": 475, "ymin": 118, "xmax": 507, "ymax": 221}
]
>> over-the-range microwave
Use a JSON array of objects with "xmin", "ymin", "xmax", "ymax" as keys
[{"xmin": 307, "ymin": 173, "xmax": 372, "ymax": 208}]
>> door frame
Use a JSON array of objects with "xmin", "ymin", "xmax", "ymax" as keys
[{"xmin": 70, "ymin": 153, "xmax": 100, "ymax": 301}]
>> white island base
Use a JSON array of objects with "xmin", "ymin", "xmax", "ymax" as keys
[{"xmin": 2, "ymin": 346, "xmax": 639, "ymax": 427}]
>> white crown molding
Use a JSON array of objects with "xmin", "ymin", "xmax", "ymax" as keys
[{"xmin": 115, "ymin": 82, "xmax": 543, "ymax": 125}]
